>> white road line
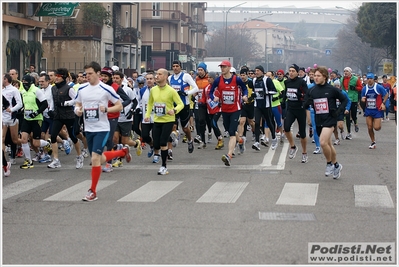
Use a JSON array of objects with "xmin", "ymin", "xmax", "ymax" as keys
[
  {"xmin": 354, "ymin": 185, "xmax": 394, "ymax": 208},
  {"xmin": 276, "ymin": 183, "xmax": 319, "ymax": 206},
  {"xmin": 44, "ymin": 180, "xmax": 116, "ymax": 201},
  {"xmin": 117, "ymin": 181, "xmax": 183, "ymax": 202},
  {"xmin": 3, "ymin": 179, "xmax": 53, "ymax": 200},
  {"xmin": 196, "ymin": 182, "xmax": 249, "ymax": 203}
]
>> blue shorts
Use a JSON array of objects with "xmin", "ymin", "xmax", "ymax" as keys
[
  {"xmin": 364, "ymin": 109, "xmax": 384, "ymax": 119},
  {"xmin": 85, "ymin": 131, "xmax": 109, "ymax": 155}
]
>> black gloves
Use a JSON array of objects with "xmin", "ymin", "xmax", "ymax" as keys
[
  {"xmin": 126, "ymin": 109, "xmax": 133, "ymax": 120},
  {"xmin": 48, "ymin": 110, "xmax": 54, "ymax": 119},
  {"xmin": 247, "ymin": 92, "xmax": 256, "ymax": 102},
  {"xmin": 178, "ymin": 91, "xmax": 187, "ymax": 97},
  {"xmin": 29, "ymin": 111, "xmax": 39, "ymax": 118}
]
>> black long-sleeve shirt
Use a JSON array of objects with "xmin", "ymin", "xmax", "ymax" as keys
[{"xmin": 283, "ymin": 77, "xmax": 308, "ymax": 109}]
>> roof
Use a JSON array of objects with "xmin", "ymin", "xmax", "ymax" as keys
[{"xmin": 231, "ymin": 20, "xmax": 292, "ymax": 32}]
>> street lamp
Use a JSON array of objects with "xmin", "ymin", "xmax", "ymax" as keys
[
  {"xmin": 265, "ymin": 24, "xmax": 278, "ymax": 71},
  {"xmin": 224, "ymin": 2, "xmax": 247, "ymax": 57}
]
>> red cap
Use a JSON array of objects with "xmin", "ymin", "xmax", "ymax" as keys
[
  {"xmin": 101, "ymin": 67, "xmax": 113, "ymax": 77},
  {"xmin": 277, "ymin": 69, "xmax": 285, "ymax": 75},
  {"xmin": 218, "ymin": 60, "xmax": 231, "ymax": 67}
]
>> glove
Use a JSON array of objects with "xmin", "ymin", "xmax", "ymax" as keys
[
  {"xmin": 135, "ymin": 108, "xmax": 142, "ymax": 114},
  {"xmin": 247, "ymin": 92, "xmax": 256, "ymax": 102},
  {"xmin": 178, "ymin": 91, "xmax": 187, "ymax": 97},
  {"xmin": 272, "ymin": 96, "xmax": 279, "ymax": 102},
  {"xmin": 29, "ymin": 111, "xmax": 39, "ymax": 118},
  {"xmin": 48, "ymin": 110, "xmax": 54, "ymax": 119},
  {"xmin": 126, "ymin": 109, "xmax": 133, "ymax": 120}
]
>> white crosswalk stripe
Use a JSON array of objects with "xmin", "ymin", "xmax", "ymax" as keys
[
  {"xmin": 44, "ymin": 180, "xmax": 117, "ymax": 201},
  {"xmin": 276, "ymin": 183, "xmax": 319, "ymax": 206},
  {"xmin": 117, "ymin": 181, "xmax": 183, "ymax": 202},
  {"xmin": 196, "ymin": 182, "xmax": 249, "ymax": 203},
  {"xmin": 3, "ymin": 179, "xmax": 52, "ymax": 200},
  {"xmin": 354, "ymin": 185, "xmax": 394, "ymax": 208}
]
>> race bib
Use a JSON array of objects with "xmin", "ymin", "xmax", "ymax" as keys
[
  {"xmin": 154, "ymin": 102, "xmax": 166, "ymax": 116},
  {"xmin": 366, "ymin": 98, "xmax": 376, "ymax": 109},
  {"xmin": 286, "ymin": 88, "xmax": 298, "ymax": 101},
  {"xmin": 24, "ymin": 109, "xmax": 33, "ymax": 119},
  {"xmin": 171, "ymin": 85, "xmax": 180, "ymax": 92},
  {"xmin": 254, "ymin": 87, "xmax": 264, "ymax": 99},
  {"xmin": 313, "ymin": 98, "xmax": 329, "ymax": 114},
  {"xmin": 84, "ymin": 104, "xmax": 100, "ymax": 121},
  {"xmin": 222, "ymin": 91, "xmax": 235, "ymax": 104}
]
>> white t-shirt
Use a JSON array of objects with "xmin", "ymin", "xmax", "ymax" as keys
[
  {"xmin": 2, "ymin": 84, "xmax": 23, "ymax": 121},
  {"xmin": 75, "ymin": 81, "xmax": 120, "ymax": 132}
]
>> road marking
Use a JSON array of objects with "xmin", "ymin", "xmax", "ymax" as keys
[
  {"xmin": 276, "ymin": 183, "xmax": 319, "ymax": 206},
  {"xmin": 44, "ymin": 180, "xmax": 116, "ymax": 201},
  {"xmin": 196, "ymin": 182, "xmax": 249, "ymax": 203},
  {"xmin": 354, "ymin": 185, "xmax": 394, "ymax": 208},
  {"xmin": 117, "ymin": 181, "xmax": 183, "ymax": 202},
  {"xmin": 3, "ymin": 179, "xmax": 53, "ymax": 200},
  {"xmin": 259, "ymin": 211, "xmax": 316, "ymax": 221}
]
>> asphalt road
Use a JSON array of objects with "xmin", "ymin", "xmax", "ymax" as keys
[{"xmin": 2, "ymin": 112, "xmax": 397, "ymax": 265}]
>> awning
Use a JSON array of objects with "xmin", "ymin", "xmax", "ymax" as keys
[{"xmin": 36, "ymin": 3, "xmax": 79, "ymax": 17}]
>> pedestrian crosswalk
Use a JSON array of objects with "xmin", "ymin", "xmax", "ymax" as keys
[{"xmin": 3, "ymin": 179, "xmax": 395, "ymax": 208}]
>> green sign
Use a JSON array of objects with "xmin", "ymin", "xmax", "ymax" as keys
[{"xmin": 36, "ymin": 3, "xmax": 79, "ymax": 17}]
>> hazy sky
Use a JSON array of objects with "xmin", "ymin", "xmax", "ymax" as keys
[{"xmin": 206, "ymin": 1, "xmax": 362, "ymax": 10}]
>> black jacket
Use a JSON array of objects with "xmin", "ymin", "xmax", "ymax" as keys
[{"xmin": 283, "ymin": 77, "xmax": 308, "ymax": 109}]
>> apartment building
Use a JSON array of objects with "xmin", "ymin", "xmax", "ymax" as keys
[{"xmin": 2, "ymin": 2, "xmax": 207, "ymax": 76}]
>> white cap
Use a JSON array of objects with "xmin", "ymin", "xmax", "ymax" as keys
[
  {"xmin": 111, "ymin": 65, "xmax": 119, "ymax": 71},
  {"xmin": 230, "ymin": 67, "xmax": 236, "ymax": 73}
]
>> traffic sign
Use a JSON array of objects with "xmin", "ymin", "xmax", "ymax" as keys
[
  {"xmin": 325, "ymin": 49, "xmax": 331, "ymax": 56},
  {"xmin": 276, "ymin": 49, "xmax": 283, "ymax": 55}
]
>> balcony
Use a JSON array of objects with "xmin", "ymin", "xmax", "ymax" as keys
[
  {"xmin": 141, "ymin": 9, "xmax": 187, "ymax": 25},
  {"xmin": 115, "ymin": 26, "xmax": 139, "ymax": 44},
  {"xmin": 43, "ymin": 23, "xmax": 102, "ymax": 40}
]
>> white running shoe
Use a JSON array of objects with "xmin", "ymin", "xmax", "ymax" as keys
[
  {"xmin": 157, "ymin": 166, "xmax": 169, "ymax": 175},
  {"xmin": 271, "ymin": 138, "xmax": 278, "ymax": 150},
  {"xmin": 75, "ymin": 155, "xmax": 84, "ymax": 169},
  {"xmin": 48, "ymin": 158, "xmax": 61, "ymax": 169}
]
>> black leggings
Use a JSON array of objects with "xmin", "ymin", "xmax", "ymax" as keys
[
  {"xmin": 50, "ymin": 119, "xmax": 78, "ymax": 144},
  {"xmin": 141, "ymin": 123, "xmax": 153, "ymax": 145},
  {"xmin": 197, "ymin": 104, "xmax": 208, "ymax": 142},
  {"xmin": 210, "ymin": 113, "xmax": 222, "ymax": 139},
  {"xmin": 284, "ymin": 108, "xmax": 307, "ymax": 138},
  {"xmin": 255, "ymin": 107, "xmax": 276, "ymax": 142},
  {"xmin": 345, "ymin": 102, "xmax": 358, "ymax": 133},
  {"xmin": 152, "ymin": 121, "xmax": 175, "ymax": 150}
]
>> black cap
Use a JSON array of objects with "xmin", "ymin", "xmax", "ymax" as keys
[
  {"xmin": 290, "ymin": 64, "xmax": 299, "ymax": 73},
  {"xmin": 255, "ymin": 65, "xmax": 265, "ymax": 74},
  {"xmin": 22, "ymin": 75, "xmax": 34, "ymax": 84},
  {"xmin": 172, "ymin": 60, "xmax": 182, "ymax": 67},
  {"xmin": 240, "ymin": 69, "xmax": 248, "ymax": 75}
]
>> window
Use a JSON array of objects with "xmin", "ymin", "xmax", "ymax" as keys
[
  {"xmin": 152, "ymin": 2, "xmax": 160, "ymax": 17},
  {"xmin": 8, "ymin": 3, "xmax": 23, "ymax": 13},
  {"xmin": 27, "ymin": 3, "xmax": 39, "ymax": 17},
  {"xmin": 9, "ymin": 26, "xmax": 20, "ymax": 40},
  {"xmin": 27, "ymin": 30, "xmax": 35, "ymax": 41},
  {"xmin": 153, "ymin": 28, "xmax": 161, "ymax": 50}
]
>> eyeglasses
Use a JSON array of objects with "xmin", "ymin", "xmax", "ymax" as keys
[{"xmin": 248, "ymin": 72, "xmax": 254, "ymax": 75}]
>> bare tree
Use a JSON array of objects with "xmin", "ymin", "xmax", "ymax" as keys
[
  {"xmin": 332, "ymin": 13, "xmax": 385, "ymax": 74},
  {"xmin": 205, "ymin": 27, "xmax": 263, "ymax": 68}
]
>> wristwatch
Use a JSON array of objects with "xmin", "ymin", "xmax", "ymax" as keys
[{"xmin": 173, "ymin": 108, "xmax": 177, "ymax": 114}]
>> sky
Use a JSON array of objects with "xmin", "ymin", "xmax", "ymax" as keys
[{"xmin": 206, "ymin": 1, "xmax": 363, "ymax": 10}]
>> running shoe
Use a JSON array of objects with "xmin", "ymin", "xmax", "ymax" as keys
[
  {"xmin": 197, "ymin": 141, "xmax": 206, "ymax": 149},
  {"xmin": 279, "ymin": 134, "xmax": 285, "ymax": 144},
  {"xmin": 63, "ymin": 140, "xmax": 71, "ymax": 155},
  {"xmin": 325, "ymin": 163, "xmax": 334, "ymax": 176},
  {"xmin": 261, "ymin": 137, "xmax": 269, "ymax": 147},
  {"xmin": 369, "ymin": 142, "xmax": 376, "ymax": 149},
  {"xmin": 47, "ymin": 158, "xmax": 61, "ymax": 168},
  {"xmin": 333, "ymin": 139, "xmax": 340, "ymax": 146},
  {"xmin": 20, "ymin": 158, "xmax": 34, "ymax": 169},
  {"xmin": 122, "ymin": 145, "xmax": 132, "ymax": 163},
  {"xmin": 215, "ymin": 139, "xmax": 224, "ymax": 150},
  {"xmin": 9, "ymin": 158, "xmax": 16, "ymax": 165},
  {"xmin": 221, "ymin": 154, "xmax": 231, "ymax": 166},
  {"xmin": 135, "ymin": 139, "xmax": 142, "ymax": 156},
  {"xmin": 147, "ymin": 147, "xmax": 154, "ymax": 158},
  {"xmin": 182, "ymin": 135, "xmax": 188, "ymax": 143},
  {"xmin": 194, "ymin": 135, "xmax": 201, "ymax": 144},
  {"xmin": 157, "ymin": 166, "xmax": 169, "ymax": 175},
  {"xmin": 153, "ymin": 154, "xmax": 160, "ymax": 163},
  {"xmin": 16, "ymin": 147, "xmax": 24, "ymax": 158},
  {"xmin": 171, "ymin": 130, "xmax": 179, "ymax": 147},
  {"xmin": 355, "ymin": 125, "xmax": 359, "ymax": 132},
  {"xmin": 288, "ymin": 146, "xmax": 298, "ymax": 159},
  {"xmin": 301, "ymin": 153, "xmax": 308, "ymax": 163},
  {"xmin": 296, "ymin": 132, "xmax": 300, "ymax": 138},
  {"xmin": 340, "ymin": 130, "xmax": 345, "ymax": 140},
  {"xmin": 252, "ymin": 142, "xmax": 261, "ymax": 151},
  {"xmin": 75, "ymin": 155, "xmax": 84, "ymax": 169},
  {"xmin": 168, "ymin": 149, "xmax": 173, "ymax": 160},
  {"xmin": 81, "ymin": 148, "xmax": 89, "ymax": 158},
  {"xmin": 188, "ymin": 140, "xmax": 194, "ymax": 153},
  {"xmin": 333, "ymin": 163, "xmax": 343, "ymax": 179},
  {"xmin": 238, "ymin": 137, "xmax": 246, "ymax": 154},
  {"xmin": 102, "ymin": 163, "xmax": 113, "ymax": 173},
  {"xmin": 4, "ymin": 162, "xmax": 11, "ymax": 177},
  {"xmin": 208, "ymin": 132, "xmax": 212, "ymax": 142},
  {"xmin": 44, "ymin": 140, "xmax": 53, "ymax": 155},
  {"xmin": 271, "ymin": 138, "xmax": 278, "ymax": 150},
  {"xmin": 223, "ymin": 131, "xmax": 229, "ymax": 138},
  {"xmin": 112, "ymin": 158, "xmax": 123, "ymax": 168},
  {"xmin": 345, "ymin": 133, "xmax": 352, "ymax": 140},
  {"xmin": 39, "ymin": 154, "xmax": 52, "ymax": 163},
  {"xmin": 32, "ymin": 153, "xmax": 42, "ymax": 162},
  {"xmin": 313, "ymin": 147, "xmax": 321, "ymax": 154},
  {"xmin": 82, "ymin": 189, "xmax": 97, "ymax": 202}
]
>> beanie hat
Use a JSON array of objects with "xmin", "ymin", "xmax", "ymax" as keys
[
  {"xmin": 344, "ymin": 67, "xmax": 352, "ymax": 73},
  {"xmin": 197, "ymin": 62, "xmax": 207, "ymax": 72},
  {"xmin": 255, "ymin": 65, "xmax": 265, "ymax": 74},
  {"xmin": 240, "ymin": 69, "xmax": 248, "ymax": 75},
  {"xmin": 101, "ymin": 67, "xmax": 113, "ymax": 77},
  {"xmin": 332, "ymin": 69, "xmax": 339, "ymax": 75},
  {"xmin": 22, "ymin": 74, "xmax": 34, "ymax": 85},
  {"xmin": 55, "ymin": 68, "xmax": 69, "ymax": 80},
  {"xmin": 334, "ymin": 79, "xmax": 341, "ymax": 87},
  {"xmin": 290, "ymin": 64, "xmax": 299, "ymax": 73},
  {"xmin": 208, "ymin": 72, "xmax": 217, "ymax": 79},
  {"xmin": 299, "ymin": 67, "xmax": 306, "ymax": 72},
  {"xmin": 277, "ymin": 69, "xmax": 285, "ymax": 75}
]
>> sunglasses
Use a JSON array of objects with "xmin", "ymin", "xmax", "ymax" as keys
[{"xmin": 248, "ymin": 72, "xmax": 254, "ymax": 75}]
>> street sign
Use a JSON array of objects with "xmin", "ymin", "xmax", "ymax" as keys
[
  {"xmin": 36, "ymin": 3, "xmax": 79, "ymax": 17},
  {"xmin": 276, "ymin": 49, "xmax": 283, "ymax": 55},
  {"xmin": 325, "ymin": 49, "xmax": 331, "ymax": 56},
  {"xmin": 179, "ymin": 55, "xmax": 187, "ymax": 63},
  {"xmin": 383, "ymin": 62, "xmax": 393, "ymax": 75}
]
